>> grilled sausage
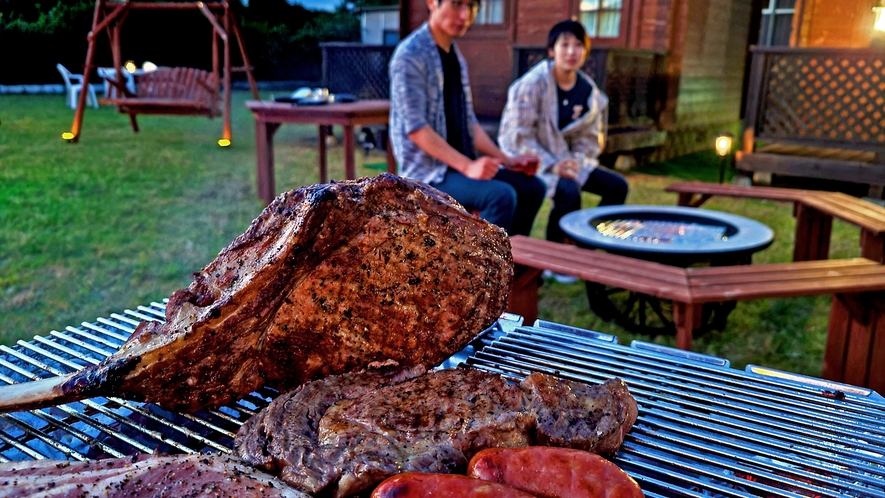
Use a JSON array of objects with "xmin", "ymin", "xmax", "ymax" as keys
[
  {"xmin": 370, "ymin": 472, "xmax": 538, "ymax": 498},
  {"xmin": 467, "ymin": 447, "xmax": 643, "ymax": 498}
]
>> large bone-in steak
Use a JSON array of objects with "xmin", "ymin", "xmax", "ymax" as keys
[
  {"xmin": 235, "ymin": 367, "xmax": 639, "ymax": 498},
  {"xmin": 0, "ymin": 174, "xmax": 513, "ymax": 413},
  {"xmin": 0, "ymin": 452, "xmax": 310, "ymax": 497}
]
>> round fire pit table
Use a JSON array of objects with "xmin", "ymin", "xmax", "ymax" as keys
[{"xmin": 560, "ymin": 205, "xmax": 774, "ymax": 335}]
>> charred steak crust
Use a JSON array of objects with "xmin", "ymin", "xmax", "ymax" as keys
[
  {"xmin": 0, "ymin": 452, "xmax": 310, "ymax": 498},
  {"xmin": 61, "ymin": 174, "xmax": 513, "ymax": 412},
  {"xmin": 234, "ymin": 368, "xmax": 639, "ymax": 498}
]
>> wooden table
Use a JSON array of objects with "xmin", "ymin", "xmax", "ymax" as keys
[{"xmin": 246, "ymin": 100, "xmax": 397, "ymax": 205}]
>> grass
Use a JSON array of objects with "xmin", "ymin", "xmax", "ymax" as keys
[{"xmin": 0, "ymin": 92, "xmax": 862, "ymax": 378}]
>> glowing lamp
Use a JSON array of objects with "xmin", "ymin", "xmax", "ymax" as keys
[
  {"xmin": 714, "ymin": 134, "xmax": 733, "ymax": 157},
  {"xmin": 61, "ymin": 132, "xmax": 74, "ymax": 141},
  {"xmin": 875, "ymin": 0, "xmax": 885, "ymax": 32},
  {"xmin": 124, "ymin": 60, "xmax": 137, "ymax": 73},
  {"xmin": 217, "ymin": 138, "xmax": 232, "ymax": 147},
  {"xmin": 142, "ymin": 61, "xmax": 158, "ymax": 72}
]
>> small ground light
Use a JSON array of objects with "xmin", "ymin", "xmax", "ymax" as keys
[
  {"xmin": 715, "ymin": 134, "xmax": 733, "ymax": 157},
  {"xmin": 217, "ymin": 138, "xmax": 231, "ymax": 147},
  {"xmin": 714, "ymin": 133, "xmax": 733, "ymax": 184},
  {"xmin": 124, "ymin": 60, "xmax": 137, "ymax": 73},
  {"xmin": 61, "ymin": 132, "xmax": 74, "ymax": 141}
]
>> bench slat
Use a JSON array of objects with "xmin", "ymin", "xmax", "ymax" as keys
[
  {"xmin": 686, "ymin": 258, "xmax": 878, "ymax": 277},
  {"xmin": 510, "ymin": 236, "xmax": 685, "ymax": 276},
  {"xmin": 665, "ymin": 181, "xmax": 815, "ymax": 202},
  {"xmin": 688, "ymin": 265, "xmax": 880, "ymax": 287},
  {"xmin": 803, "ymin": 192, "xmax": 885, "ymax": 234},
  {"xmin": 690, "ymin": 274, "xmax": 885, "ymax": 302}
]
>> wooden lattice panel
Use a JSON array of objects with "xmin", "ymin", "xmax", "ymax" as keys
[{"xmin": 759, "ymin": 51, "xmax": 885, "ymax": 146}]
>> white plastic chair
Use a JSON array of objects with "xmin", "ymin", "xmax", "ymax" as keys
[{"xmin": 56, "ymin": 63, "xmax": 98, "ymax": 109}]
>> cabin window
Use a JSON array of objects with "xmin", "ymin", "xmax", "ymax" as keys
[
  {"xmin": 475, "ymin": 0, "xmax": 504, "ymax": 24},
  {"xmin": 758, "ymin": 0, "xmax": 794, "ymax": 46},
  {"xmin": 579, "ymin": 0, "xmax": 621, "ymax": 38}
]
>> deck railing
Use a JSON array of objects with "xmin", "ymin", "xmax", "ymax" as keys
[
  {"xmin": 745, "ymin": 46, "xmax": 885, "ymax": 152},
  {"xmin": 321, "ymin": 43, "xmax": 667, "ymax": 131},
  {"xmin": 513, "ymin": 46, "xmax": 668, "ymax": 130}
]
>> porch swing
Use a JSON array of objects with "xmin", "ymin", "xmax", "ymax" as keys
[{"xmin": 66, "ymin": 0, "xmax": 260, "ymax": 146}]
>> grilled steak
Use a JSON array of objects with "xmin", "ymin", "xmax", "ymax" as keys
[
  {"xmin": 0, "ymin": 452, "xmax": 309, "ymax": 497},
  {"xmin": 235, "ymin": 367, "xmax": 639, "ymax": 498},
  {"xmin": 0, "ymin": 173, "xmax": 513, "ymax": 414}
]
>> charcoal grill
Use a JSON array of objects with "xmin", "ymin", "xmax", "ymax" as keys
[{"xmin": 1, "ymin": 303, "xmax": 884, "ymax": 497}]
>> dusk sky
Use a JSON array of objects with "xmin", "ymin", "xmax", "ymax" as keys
[{"xmin": 240, "ymin": 0, "xmax": 345, "ymax": 12}]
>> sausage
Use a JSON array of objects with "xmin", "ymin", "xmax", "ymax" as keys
[
  {"xmin": 467, "ymin": 447, "xmax": 643, "ymax": 498},
  {"xmin": 370, "ymin": 472, "xmax": 538, "ymax": 498}
]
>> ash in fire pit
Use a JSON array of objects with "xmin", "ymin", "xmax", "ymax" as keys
[{"xmin": 596, "ymin": 219, "xmax": 728, "ymax": 245}]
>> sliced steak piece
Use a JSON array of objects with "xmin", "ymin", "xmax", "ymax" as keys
[
  {"xmin": 0, "ymin": 452, "xmax": 309, "ymax": 498},
  {"xmin": 235, "ymin": 367, "xmax": 638, "ymax": 498},
  {"xmin": 0, "ymin": 173, "xmax": 513, "ymax": 414}
]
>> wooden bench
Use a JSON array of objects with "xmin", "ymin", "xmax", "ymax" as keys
[
  {"xmin": 508, "ymin": 235, "xmax": 885, "ymax": 392},
  {"xmin": 100, "ymin": 67, "xmax": 220, "ymax": 132},
  {"xmin": 666, "ymin": 181, "xmax": 885, "ymax": 263}
]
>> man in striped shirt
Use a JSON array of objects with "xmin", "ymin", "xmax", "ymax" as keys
[{"xmin": 389, "ymin": 0, "xmax": 546, "ymax": 236}]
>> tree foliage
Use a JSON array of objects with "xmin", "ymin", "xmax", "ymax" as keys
[{"xmin": 0, "ymin": 0, "xmax": 364, "ymax": 84}]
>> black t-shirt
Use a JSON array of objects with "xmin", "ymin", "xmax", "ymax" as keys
[
  {"xmin": 438, "ymin": 46, "xmax": 475, "ymax": 159},
  {"xmin": 557, "ymin": 77, "xmax": 593, "ymax": 130}
]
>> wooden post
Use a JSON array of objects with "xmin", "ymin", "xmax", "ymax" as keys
[
  {"xmin": 222, "ymin": 5, "xmax": 232, "ymax": 142},
  {"xmin": 70, "ymin": 0, "xmax": 105, "ymax": 142},
  {"xmin": 672, "ymin": 302, "xmax": 696, "ymax": 351},
  {"xmin": 823, "ymin": 292, "xmax": 885, "ymax": 395},
  {"xmin": 230, "ymin": 14, "xmax": 260, "ymax": 100},
  {"xmin": 793, "ymin": 204, "xmax": 832, "ymax": 262},
  {"xmin": 506, "ymin": 266, "xmax": 543, "ymax": 326}
]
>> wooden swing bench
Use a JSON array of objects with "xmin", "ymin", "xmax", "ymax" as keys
[{"xmin": 100, "ymin": 67, "xmax": 220, "ymax": 132}]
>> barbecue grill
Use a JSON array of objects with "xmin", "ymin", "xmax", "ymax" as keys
[{"xmin": 1, "ymin": 302, "xmax": 884, "ymax": 497}]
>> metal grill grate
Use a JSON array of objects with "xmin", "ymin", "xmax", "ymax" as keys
[
  {"xmin": 1, "ymin": 306, "xmax": 884, "ymax": 498},
  {"xmin": 460, "ymin": 316, "xmax": 885, "ymax": 498},
  {"xmin": 0, "ymin": 301, "xmax": 277, "ymax": 463}
]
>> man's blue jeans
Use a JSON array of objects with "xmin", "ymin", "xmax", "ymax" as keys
[{"xmin": 432, "ymin": 168, "xmax": 546, "ymax": 236}]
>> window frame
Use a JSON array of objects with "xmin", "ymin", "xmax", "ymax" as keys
[
  {"xmin": 758, "ymin": 0, "xmax": 795, "ymax": 46},
  {"xmin": 571, "ymin": 0, "xmax": 631, "ymax": 47},
  {"xmin": 462, "ymin": 0, "xmax": 510, "ymax": 38}
]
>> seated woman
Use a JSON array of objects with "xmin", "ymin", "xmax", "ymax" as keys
[{"xmin": 499, "ymin": 20, "xmax": 629, "ymax": 281}]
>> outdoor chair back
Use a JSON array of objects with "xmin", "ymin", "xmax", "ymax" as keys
[{"xmin": 56, "ymin": 63, "xmax": 98, "ymax": 110}]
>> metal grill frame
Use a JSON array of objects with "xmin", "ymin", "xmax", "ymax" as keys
[{"xmin": 1, "ymin": 305, "xmax": 884, "ymax": 498}]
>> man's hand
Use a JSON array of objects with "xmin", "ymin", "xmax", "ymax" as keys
[
  {"xmin": 465, "ymin": 156, "xmax": 503, "ymax": 180},
  {"xmin": 503, "ymin": 154, "xmax": 541, "ymax": 176},
  {"xmin": 552, "ymin": 159, "xmax": 580, "ymax": 179}
]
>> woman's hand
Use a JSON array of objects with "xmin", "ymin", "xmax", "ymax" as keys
[{"xmin": 553, "ymin": 159, "xmax": 580, "ymax": 179}]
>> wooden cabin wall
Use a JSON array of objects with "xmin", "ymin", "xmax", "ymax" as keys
[
  {"xmin": 794, "ymin": 0, "xmax": 876, "ymax": 48},
  {"xmin": 651, "ymin": 0, "xmax": 754, "ymax": 160},
  {"xmin": 400, "ymin": 0, "xmax": 755, "ymax": 160}
]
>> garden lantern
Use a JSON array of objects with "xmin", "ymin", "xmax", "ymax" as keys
[{"xmin": 714, "ymin": 132, "xmax": 733, "ymax": 184}]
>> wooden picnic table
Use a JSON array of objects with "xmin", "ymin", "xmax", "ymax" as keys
[{"xmin": 246, "ymin": 99, "xmax": 397, "ymax": 205}]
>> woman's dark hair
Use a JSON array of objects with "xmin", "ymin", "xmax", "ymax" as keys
[{"xmin": 546, "ymin": 20, "xmax": 590, "ymax": 52}]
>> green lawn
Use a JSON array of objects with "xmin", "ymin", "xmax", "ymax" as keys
[{"xmin": 0, "ymin": 92, "xmax": 861, "ymax": 377}]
